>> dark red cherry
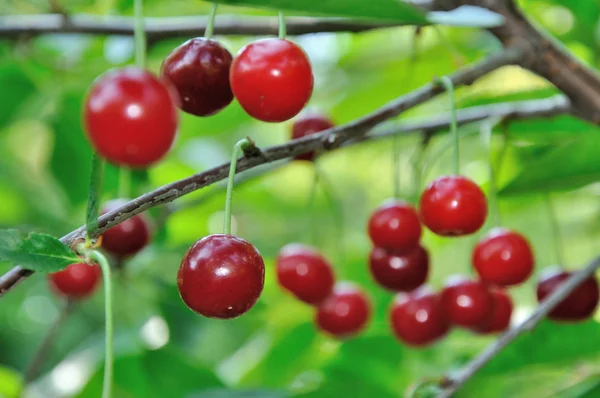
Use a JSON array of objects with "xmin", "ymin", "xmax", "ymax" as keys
[
  {"xmin": 276, "ymin": 243, "xmax": 335, "ymax": 305},
  {"xmin": 472, "ymin": 288, "xmax": 513, "ymax": 334},
  {"xmin": 315, "ymin": 282, "xmax": 371, "ymax": 338},
  {"xmin": 48, "ymin": 262, "xmax": 102, "ymax": 299},
  {"xmin": 160, "ymin": 38, "xmax": 233, "ymax": 116},
  {"xmin": 419, "ymin": 175, "xmax": 487, "ymax": 237},
  {"xmin": 291, "ymin": 112, "xmax": 335, "ymax": 161},
  {"xmin": 84, "ymin": 67, "xmax": 179, "ymax": 168},
  {"xmin": 101, "ymin": 199, "xmax": 150, "ymax": 258},
  {"xmin": 368, "ymin": 200, "xmax": 422, "ymax": 252},
  {"xmin": 536, "ymin": 267, "xmax": 599, "ymax": 322},
  {"xmin": 369, "ymin": 245, "xmax": 429, "ymax": 292},
  {"xmin": 389, "ymin": 286, "xmax": 450, "ymax": 347},
  {"xmin": 473, "ymin": 228, "xmax": 534, "ymax": 287},
  {"xmin": 177, "ymin": 234, "xmax": 265, "ymax": 319},
  {"xmin": 440, "ymin": 276, "xmax": 493, "ymax": 328},
  {"xmin": 230, "ymin": 38, "xmax": 313, "ymax": 122}
]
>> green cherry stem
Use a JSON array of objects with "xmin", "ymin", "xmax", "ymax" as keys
[
  {"xmin": 118, "ymin": 167, "xmax": 131, "ymax": 199},
  {"xmin": 436, "ymin": 76, "xmax": 459, "ymax": 175},
  {"xmin": 278, "ymin": 11, "xmax": 286, "ymax": 39},
  {"xmin": 134, "ymin": 0, "xmax": 146, "ymax": 68},
  {"xmin": 204, "ymin": 3, "xmax": 218, "ymax": 39},
  {"xmin": 224, "ymin": 138, "xmax": 250, "ymax": 235},
  {"xmin": 88, "ymin": 249, "xmax": 113, "ymax": 398},
  {"xmin": 392, "ymin": 135, "xmax": 401, "ymax": 199}
]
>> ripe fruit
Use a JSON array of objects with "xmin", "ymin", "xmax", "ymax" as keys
[
  {"xmin": 440, "ymin": 276, "xmax": 493, "ymax": 328},
  {"xmin": 291, "ymin": 112, "xmax": 335, "ymax": 161},
  {"xmin": 390, "ymin": 287, "xmax": 450, "ymax": 347},
  {"xmin": 419, "ymin": 175, "xmax": 487, "ymax": 237},
  {"xmin": 315, "ymin": 282, "xmax": 371, "ymax": 338},
  {"xmin": 473, "ymin": 288, "xmax": 513, "ymax": 334},
  {"xmin": 536, "ymin": 267, "xmax": 600, "ymax": 322},
  {"xmin": 177, "ymin": 234, "xmax": 265, "ymax": 319},
  {"xmin": 369, "ymin": 245, "xmax": 429, "ymax": 292},
  {"xmin": 48, "ymin": 262, "xmax": 102, "ymax": 299},
  {"xmin": 276, "ymin": 243, "xmax": 335, "ymax": 305},
  {"xmin": 368, "ymin": 200, "xmax": 422, "ymax": 252},
  {"xmin": 101, "ymin": 199, "xmax": 150, "ymax": 258},
  {"xmin": 230, "ymin": 38, "xmax": 313, "ymax": 122},
  {"xmin": 473, "ymin": 228, "xmax": 534, "ymax": 287},
  {"xmin": 84, "ymin": 67, "xmax": 179, "ymax": 168},
  {"xmin": 160, "ymin": 38, "xmax": 233, "ymax": 116}
]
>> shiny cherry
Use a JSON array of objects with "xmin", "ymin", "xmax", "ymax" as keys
[
  {"xmin": 390, "ymin": 287, "xmax": 450, "ymax": 347},
  {"xmin": 369, "ymin": 245, "xmax": 429, "ymax": 292},
  {"xmin": 100, "ymin": 199, "xmax": 151, "ymax": 258},
  {"xmin": 419, "ymin": 175, "xmax": 487, "ymax": 237},
  {"xmin": 536, "ymin": 267, "xmax": 599, "ymax": 322},
  {"xmin": 441, "ymin": 276, "xmax": 493, "ymax": 328},
  {"xmin": 230, "ymin": 38, "xmax": 313, "ymax": 122},
  {"xmin": 315, "ymin": 282, "xmax": 371, "ymax": 338},
  {"xmin": 48, "ymin": 262, "xmax": 102, "ymax": 299},
  {"xmin": 84, "ymin": 67, "xmax": 179, "ymax": 168},
  {"xmin": 276, "ymin": 243, "xmax": 335, "ymax": 305},
  {"xmin": 473, "ymin": 228, "xmax": 534, "ymax": 287},
  {"xmin": 473, "ymin": 288, "xmax": 513, "ymax": 334},
  {"xmin": 160, "ymin": 38, "xmax": 233, "ymax": 116},
  {"xmin": 177, "ymin": 234, "xmax": 265, "ymax": 319},
  {"xmin": 368, "ymin": 200, "xmax": 422, "ymax": 252},
  {"xmin": 291, "ymin": 112, "xmax": 335, "ymax": 161}
]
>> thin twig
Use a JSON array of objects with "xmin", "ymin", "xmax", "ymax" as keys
[
  {"xmin": 20, "ymin": 300, "xmax": 76, "ymax": 394},
  {"xmin": 438, "ymin": 255, "xmax": 600, "ymax": 398}
]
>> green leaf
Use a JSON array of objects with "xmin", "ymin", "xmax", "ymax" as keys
[
  {"xmin": 0, "ymin": 229, "xmax": 79, "ymax": 272},
  {"xmin": 191, "ymin": 389, "xmax": 289, "ymax": 398},
  {"xmin": 86, "ymin": 153, "xmax": 104, "ymax": 237},
  {"xmin": 0, "ymin": 365, "xmax": 22, "ymax": 398},
  {"xmin": 210, "ymin": 0, "xmax": 428, "ymax": 23},
  {"xmin": 427, "ymin": 6, "xmax": 505, "ymax": 27}
]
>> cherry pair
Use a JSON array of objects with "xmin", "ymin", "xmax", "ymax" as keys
[
  {"xmin": 161, "ymin": 36, "xmax": 313, "ymax": 123},
  {"xmin": 276, "ymin": 244, "xmax": 370, "ymax": 338}
]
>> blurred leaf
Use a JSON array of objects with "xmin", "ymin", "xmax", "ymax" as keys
[
  {"xmin": 556, "ymin": 375, "xmax": 600, "ymax": 398},
  {"xmin": 0, "ymin": 365, "xmax": 21, "ymax": 398},
  {"xmin": 408, "ymin": 380, "xmax": 444, "ymax": 398},
  {"xmin": 0, "ymin": 229, "xmax": 78, "ymax": 272},
  {"xmin": 191, "ymin": 389, "xmax": 288, "ymax": 398},
  {"xmin": 500, "ymin": 136, "xmax": 600, "ymax": 195},
  {"xmin": 0, "ymin": 63, "xmax": 36, "ymax": 129},
  {"xmin": 427, "ymin": 6, "xmax": 505, "ymax": 27},
  {"xmin": 210, "ymin": 0, "xmax": 427, "ymax": 23}
]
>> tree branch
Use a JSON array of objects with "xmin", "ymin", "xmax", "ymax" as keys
[
  {"xmin": 0, "ymin": 14, "xmax": 391, "ymax": 40},
  {"xmin": 0, "ymin": 49, "xmax": 524, "ymax": 296},
  {"xmin": 438, "ymin": 255, "xmax": 600, "ymax": 398}
]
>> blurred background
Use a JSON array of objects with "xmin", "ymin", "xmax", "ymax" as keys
[{"xmin": 2, "ymin": 0, "xmax": 600, "ymax": 397}]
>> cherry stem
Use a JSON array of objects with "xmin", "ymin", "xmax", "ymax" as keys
[
  {"xmin": 392, "ymin": 135, "xmax": 401, "ymax": 199},
  {"xmin": 481, "ymin": 117, "xmax": 502, "ymax": 227},
  {"xmin": 86, "ymin": 153, "xmax": 105, "ymax": 241},
  {"xmin": 204, "ymin": 3, "xmax": 218, "ymax": 39},
  {"xmin": 314, "ymin": 162, "xmax": 345, "ymax": 266},
  {"xmin": 87, "ymin": 249, "xmax": 113, "ymax": 398},
  {"xmin": 118, "ymin": 167, "xmax": 131, "ymax": 199},
  {"xmin": 306, "ymin": 167, "xmax": 320, "ymax": 246},
  {"xmin": 224, "ymin": 139, "xmax": 250, "ymax": 235},
  {"xmin": 545, "ymin": 193, "xmax": 565, "ymax": 266},
  {"xmin": 134, "ymin": 0, "xmax": 146, "ymax": 68},
  {"xmin": 436, "ymin": 76, "xmax": 459, "ymax": 175},
  {"xmin": 278, "ymin": 11, "xmax": 286, "ymax": 39}
]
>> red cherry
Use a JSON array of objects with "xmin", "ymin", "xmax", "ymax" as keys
[
  {"xmin": 48, "ymin": 262, "xmax": 102, "ymax": 299},
  {"xmin": 160, "ymin": 38, "xmax": 233, "ymax": 116},
  {"xmin": 276, "ymin": 243, "xmax": 335, "ymax": 305},
  {"xmin": 473, "ymin": 288, "xmax": 513, "ymax": 334},
  {"xmin": 369, "ymin": 245, "xmax": 429, "ymax": 292},
  {"xmin": 536, "ymin": 267, "xmax": 599, "ymax": 322},
  {"xmin": 230, "ymin": 38, "xmax": 313, "ymax": 122},
  {"xmin": 440, "ymin": 276, "xmax": 493, "ymax": 328},
  {"xmin": 389, "ymin": 286, "xmax": 450, "ymax": 347},
  {"xmin": 419, "ymin": 175, "xmax": 487, "ymax": 237},
  {"xmin": 291, "ymin": 112, "xmax": 334, "ymax": 161},
  {"xmin": 84, "ymin": 67, "xmax": 179, "ymax": 168},
  {"xmin": 315, "ymin": 282, "xmax": 371, "ymax": 338},
  {"xmin": 100, "ymin": 199, "xmax": 151, "ymax": 258},
  {"xmin": 368, "ymin": 200, "xmax": 422, "ymax": 252},
  {"xmin": 473, "ymin": 228, "xmax": 534, "ymax": 287},
  {"xmin": 177, "ymin": 234, "xmax": 265, "ymax": 319}
]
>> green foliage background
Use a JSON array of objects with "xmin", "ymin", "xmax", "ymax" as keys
[{"xmin": 1, "ymin": 0, "xmax": 600, "ymax": 397}]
